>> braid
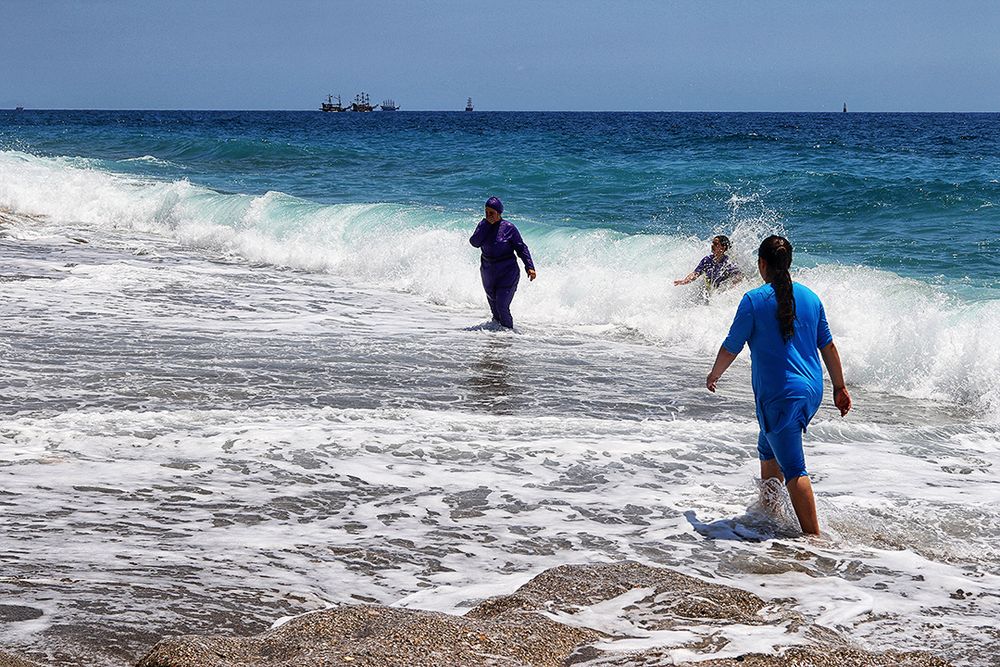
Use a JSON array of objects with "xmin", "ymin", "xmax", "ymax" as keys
[{"xmin": 759, "ymin": 235, "xmax": 796, "ymax": 342}]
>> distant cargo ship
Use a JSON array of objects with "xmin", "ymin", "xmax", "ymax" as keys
[
  {"xmin": 465, "ymin": 97, "xmax": 474, "ymax": 112},
  {"xmin": 380, "ymin": 99, "xmax": 399, "ymax": 111}
]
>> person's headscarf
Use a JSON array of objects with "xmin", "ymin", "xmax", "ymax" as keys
[{"xmin": 485, "ymin": 197, "xmax": 504, "ymax": 215}]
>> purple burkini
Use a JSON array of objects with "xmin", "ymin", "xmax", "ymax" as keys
[
  {"xmin": 694, "ymin": 254, "xmax": 741, "ymax": 287},
  {"xmin": 469, "ymin": 218, "xmax": 534, "ymax": 328}
]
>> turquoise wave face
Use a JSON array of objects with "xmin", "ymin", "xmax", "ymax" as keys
[{"xmin": 2, "ymin": 110, "xmax": 999, "ymax": 289}]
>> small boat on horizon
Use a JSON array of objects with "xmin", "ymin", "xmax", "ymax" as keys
[
  {"xmin": 380, "ymin": 99, "xmax": 399, "ymax": 111},
  {"xmin": 14, "ymin": 106, "xmax": 24, "ymax": 112},
  {"xmin": 843, "ymin": 102, "xmax": 848, "ymax": 113},
  {"xmin": 465, "ymin": 97, "xmax": 474, "ymax": 112},
  {"xmin": 321, "ymin": 94, "xmax": 346, "ymax": 112}
]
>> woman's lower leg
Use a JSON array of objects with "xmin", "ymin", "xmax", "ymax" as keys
[{"xmin": 785, "ymin": 475, "xmax": 819, "ymax": 535}]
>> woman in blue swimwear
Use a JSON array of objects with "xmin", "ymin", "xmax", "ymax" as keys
[{"xmin": 706, "ymin": 235, "xmax": 851, "ymax": 535}]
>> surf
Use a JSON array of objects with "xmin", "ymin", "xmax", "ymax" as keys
[{"xmin": 3, "ymin": 148, "xmax": 999, "ymax": 423}]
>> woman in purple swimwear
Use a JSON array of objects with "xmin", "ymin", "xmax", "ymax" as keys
[
  {"xmin": 469, "ymin": 197, "xmax": 536, "ymax": 328},
  {"xmin": 674, "ymin": 235, "xmax": 742, "ymax": 288}
]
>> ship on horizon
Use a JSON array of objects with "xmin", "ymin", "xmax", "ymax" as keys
[
  {"xmin": 465, "ymin": 97, "xmax": 474, "ymax": 112},
  {"xmin": 350, "ymin": 92, "xmax": 375, "ymax": 112},
  {"xmin": 321, "ymin": 94, "xmax": 346, "ymax": 112},
  {"xmin": 322, "ymin": 93, "xmax": 397, "ymax": 112}
]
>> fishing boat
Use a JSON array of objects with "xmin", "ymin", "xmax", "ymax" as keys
[
  {"xmin": 14, "ymin": 106, "xmax": 24, "ymax": 112},
  {"xmin": 380, "ymin": 99, "xmax": 399, "ymax": 111},
  {"xmin": 351, "ymin": 92, "xmax": 374, "ymax": 112},
  {"xmin": 465, "ymin": 97, "xmax": 474, "ymax": 112},
  {"xmin": 320, "ymin": 94, "xmax": 346, "ymax": 112}
]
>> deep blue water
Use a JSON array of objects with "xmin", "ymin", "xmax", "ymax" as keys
[{"xmin": 2, "ymin": 110, "xmax": 998, "ymax": 288}]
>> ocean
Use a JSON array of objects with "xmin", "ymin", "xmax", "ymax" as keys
[{"xmin": 1, "ymin": 110, "xmax": 998, "ymax": 665}]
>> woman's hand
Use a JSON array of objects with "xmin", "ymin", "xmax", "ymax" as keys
[
  {"xmin": 674, "ymin": 272, "xmax": 697, "ymax": 286},
  {"xmin": 706, "ymin": 346, "xmax": 738, "ymax": 393},
  {"xmin": 833, "ymin": 386, "xmax": 852, "ymax": 416},
  {"xmin": 527, "ymin": 269, "xmax": 537, "ymax": 281},
  {"xmin": 820, "ymin": 342, "xmax": 851, "ymax": 417}
]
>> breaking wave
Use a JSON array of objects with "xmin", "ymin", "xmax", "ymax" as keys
[{"xmin": 2, "ymin": 149, "xmax": 998, "ymax": 422}]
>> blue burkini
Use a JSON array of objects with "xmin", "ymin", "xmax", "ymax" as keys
[
  {"xmin": 722, "ymin": 282, "xmax": 833, "ymax": 480},
  {"xmin": 469, "ymin": 218, "xmax": 534, "ymax": 328}
]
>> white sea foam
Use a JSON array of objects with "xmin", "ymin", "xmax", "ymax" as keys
[
  {"xmin": 0, "ymin": 406, "xmax": 996, "ymax": 664},
  {"xmin": 119, "ymin": 155, "xmax": 186, "ymax": 169},
  {"xmin": 2, "ymin": 149, "xmax": 1000, "ymax": 422}
]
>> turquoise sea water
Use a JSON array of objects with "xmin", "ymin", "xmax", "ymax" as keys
[
  {"xmin": 1, "ymin": 111, "xmax": 999, "ymax": 665},
  {"xmin": 3, "ymin": 110, "xmax": 998, "ymax": 291}
]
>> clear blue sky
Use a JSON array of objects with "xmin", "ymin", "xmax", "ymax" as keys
[{"xmin": 4, "ymin": 0, "xmax": 999, "ymax": 111}]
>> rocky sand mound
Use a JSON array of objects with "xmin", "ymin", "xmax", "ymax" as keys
[{"xmin": 131, "ymin": 562, "xmax": 950, "ymax": 667}]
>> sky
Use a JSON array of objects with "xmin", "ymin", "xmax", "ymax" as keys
[{"xmin": 3, "ymin": 0, "xmax": 1000, "ymax": 111}]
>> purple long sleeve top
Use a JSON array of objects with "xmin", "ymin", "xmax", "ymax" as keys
[{"xmin": 469, "ymin": 219, "xmax": 535, "ymax": 273}]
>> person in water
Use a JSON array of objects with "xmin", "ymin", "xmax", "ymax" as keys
[
  {"xmin": 674, "ymin": 235, "xmax": 742, "ymax": 288},
  {"xmin": 469, "ymin": 197, "xmax": 536, "ymax": 329},
  {"xmin": 706, "ymin": 235, "xmax": 851, "ymax": 535}
]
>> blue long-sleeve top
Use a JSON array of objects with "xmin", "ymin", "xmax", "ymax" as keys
[
  {"xmin": 469, "ymin": 218, "xmax": 535, "ymax": 273},
  {"xmin": 722, "ymin": 282, "xmax": 833, "ymax": 434}
]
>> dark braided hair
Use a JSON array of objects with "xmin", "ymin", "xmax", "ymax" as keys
[{"xmin": 758, "ymin": 235, "xmax": 796, "ymax": 342}]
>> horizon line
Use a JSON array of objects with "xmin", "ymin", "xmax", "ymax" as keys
[{"xmin": 5, "ymin": 108, "xmax": 1000, "ymax": 114}]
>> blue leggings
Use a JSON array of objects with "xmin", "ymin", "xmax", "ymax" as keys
[{"xmin": 757, "ymin": 427, "xmax": 808, "ymax": 481}]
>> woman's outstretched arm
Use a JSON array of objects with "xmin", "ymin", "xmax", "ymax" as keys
[
  {"xmin": 674, "ymin": 271, "xmax": 699, "ymax": 286},
  {"xmin": 820, "ymin": 341, "xmax": 852, "ymax": 416}
]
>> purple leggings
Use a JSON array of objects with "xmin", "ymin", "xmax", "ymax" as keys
[{"xmin": 481, "ymin": 259, "xmax": 520, "ymax": 328}]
